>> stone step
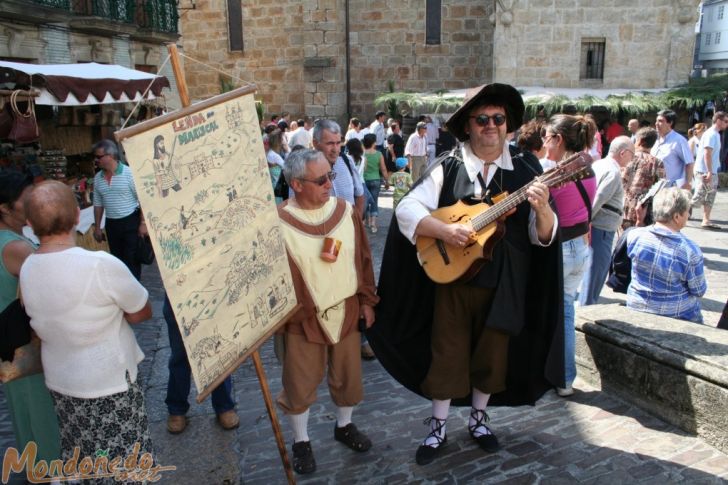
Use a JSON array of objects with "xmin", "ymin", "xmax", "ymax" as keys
[{"xmin": 576, "ymin": 303, "xmax": 728, "ymax": 454}]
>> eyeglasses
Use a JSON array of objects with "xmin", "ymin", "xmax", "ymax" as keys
[
  {"xmin": 298, "ymin": 171, "xmax": 336, "ymax": 186},
  {"xmin": 94, "ymin": 153, "xmax": 107, "ymax": 160},
  {"xmin": 469, "ymin": 114, "xmax": 507, "ymax": 127},
  {"xmin": 542, "ymin": 134, "xmax": 556, "ymax": 143}
]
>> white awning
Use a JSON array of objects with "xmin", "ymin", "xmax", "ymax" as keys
[{"xmin": 0, "ymin": 61, "xmax": 170, "ymax": 106}]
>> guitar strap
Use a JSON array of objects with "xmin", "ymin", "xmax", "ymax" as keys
[{"xmin": 574, "ymin": 179, "xmax": 592, "ymax": 222}]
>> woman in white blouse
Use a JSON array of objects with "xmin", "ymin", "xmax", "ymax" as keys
[{"xmin": 19, "ymin": 181, "xmax": 154, "ymax": 473}]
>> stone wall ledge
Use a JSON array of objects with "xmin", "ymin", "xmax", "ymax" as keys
[{"xmin": 575, "ymin": 303, "xmax": 728, "ymax": 454}]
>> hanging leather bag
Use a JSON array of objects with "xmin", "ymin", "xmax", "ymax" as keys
[
  {"xmin": 8, "ymin": 90, "xmax": 40, "ymax": 144},
  {"xmin": 0, "ymin": 99, "xmax": 13, "ymax": 139}
]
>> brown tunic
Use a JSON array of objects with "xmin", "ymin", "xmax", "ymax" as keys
[{"xmin": 277, "ymin": 197, "xmax": 379, "ymax": 344}]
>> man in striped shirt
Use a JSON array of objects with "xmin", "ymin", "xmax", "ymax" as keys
[{"xmin": 92, "ymin": 139, "xmax": 146, "ymax": 280}]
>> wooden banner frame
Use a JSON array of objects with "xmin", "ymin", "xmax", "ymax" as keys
[{"xmin": 114, "ymin": 43, "xmax": 297, "ymax": 484}]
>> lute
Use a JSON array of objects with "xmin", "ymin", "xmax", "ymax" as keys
[{"xmin": 416, "ymin": 152, "xmax": 593, "ymax": 284}]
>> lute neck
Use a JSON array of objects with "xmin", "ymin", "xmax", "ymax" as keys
[{"xmin": 470, "ymin": 152, "xmax": 589, "ymax": 232}]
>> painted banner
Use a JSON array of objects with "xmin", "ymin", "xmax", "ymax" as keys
[{"xmin": 115, "ymin": 86, "xmax": 296, "ymax": 396}]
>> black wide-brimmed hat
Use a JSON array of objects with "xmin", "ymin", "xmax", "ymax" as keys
[{"xmin": 445, "ymin": 83, "xmax": 524, "ymax": 142}]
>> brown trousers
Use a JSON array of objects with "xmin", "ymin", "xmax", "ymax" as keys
[
  {"xmin": 421, "ymin": 284, "xmax": 510, "ymax": 400},
  {"xmin": 276, "ymin": 330, "xmax": 363, "ymax": 415}
]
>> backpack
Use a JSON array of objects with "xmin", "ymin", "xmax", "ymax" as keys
[
  {"xmin": 606, "ymin": 227, "xmax": 634, "ymax": 294},
  {"xmin": 274, "ymin": 172, "xmax": 289, "ymax": 200}
]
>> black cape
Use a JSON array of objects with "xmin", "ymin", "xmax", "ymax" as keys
[{"xmin": 367, "ymin": 149, "xmax": 566, "ymax": 407}]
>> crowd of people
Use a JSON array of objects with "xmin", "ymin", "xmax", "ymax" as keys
[{"xmin": 1, "ymin": 87, "xmax": 726, "ymax": 481}]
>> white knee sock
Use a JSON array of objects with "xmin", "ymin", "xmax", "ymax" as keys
[
  {"xmin": 471, "ymin": 388, "xmax": 491, "ymax": 410},
  {"xmin": 288, "ymin": 409, "xmax": 310, "ymax": 443},
  {"xmin": 423, "ymin": 399, "xmax": 450, "ymax": 447},
  {"xmin": 470, "ymin": 388, "xmax": 492, "ymax": 437},
  {"xmin": 336, "ymin": 406, "xmax": 353, "ymax": 427}
]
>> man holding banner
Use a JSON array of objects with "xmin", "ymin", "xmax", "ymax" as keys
[{"xmin": 275, "ymin": 149, "xmax": 379, "ymax": 475}]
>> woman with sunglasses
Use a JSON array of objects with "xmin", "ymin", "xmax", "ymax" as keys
[{"xmin": 540, "ymin": 114, "xmax": 597, "ymax": 397}]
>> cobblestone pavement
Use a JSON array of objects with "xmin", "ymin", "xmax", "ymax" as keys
[{"xmin": 1, "ymin": 188, "xmax": 727, "ymax": 484}]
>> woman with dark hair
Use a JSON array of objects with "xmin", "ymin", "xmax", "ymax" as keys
[
  {"xmin": 345, "ymin": 137, "xmax": 365, "ymax": 180},
  {"xmin": 266, "ymin": 129, "xmax": 286, "ymax": 203},
  {"xmin": 540, "ymin": 114, "xmax": 597, "ymax": 397},
  {"xmin": 0, "ymin": 172, "xmax": 61, "ymax": 468},
  {"xmin": 362, "ymin": 133, "xmax": 389, "ymax": 233},
  {"xmin": 516, "ymin": 120, "xmax": 545, "ymax": 159},
  {"xmin": 621, "ymin": 127, "xmax": 665, "ymax": 229}
]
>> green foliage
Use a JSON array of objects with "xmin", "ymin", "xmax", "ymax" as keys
[
  {"xmin": 524, "ymin": 74, "xmax": 728, "ymax": 118},
  {"xmin": 255, "ymin": 100, "xmax": 265, "ymax": 124},
  {"xmin": 660, "ymin": 74, "xmax": 728, "ymax": 109},
  {"xmin": 374, "ymin": 90, "xmax": 462, "ymax": 116},
  {"xmin": 219, "ymin": 74, "xmax": 235, "ymax": 94}
]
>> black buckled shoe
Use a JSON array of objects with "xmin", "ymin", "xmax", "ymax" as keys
[
  {"xmin": 415, "ymin": 417, "xmax": 447, "ymax": 465},
  {"xmin": 292, "ymin": 441, "xmax": 316, "ymax": 475},
  {"xmin": 334, "ymin": 422, "xmax": 372, "ymax": 452},
  {"xmin": 468, "ymin": 409, "xmax": 499, "ymax": 453}
]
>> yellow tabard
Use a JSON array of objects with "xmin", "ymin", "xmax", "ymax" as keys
[{"xmin": 281, "ymin": 198, "xmax": 358, "ymax": 343}]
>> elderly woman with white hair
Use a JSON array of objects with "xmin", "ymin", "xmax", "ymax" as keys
[
  {"xmin": 19, "ymin": 181, "xmax": 154, "ymax": 473},
  {"xmin": 626, "ymin": 187, "xmax": 707, "ymax": 323}
]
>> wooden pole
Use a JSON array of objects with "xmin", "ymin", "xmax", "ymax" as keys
[
  {"xmin": 161, "ymin": 43, "xmax": 294, "ymax": 484},
  {"xmin": 252, "ymin": 350, "xmax": 296, "ymax": 485},
  {"xmin": 166, "ymin": 43, "xmax": 190, "ymax": 107}
]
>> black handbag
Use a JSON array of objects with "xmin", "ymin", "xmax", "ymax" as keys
[
  {"xmin": 606, "ymin": 227, "xmax": 634, "ymax": 294},
  {"xmin": 273, "ymin": 172, "xmax": 289, "ymax": 200},
  {"xmin": 0, "ymin": 299, "xmax": 32, "ymax": 362},
  {"xmin": 136, "ymin": 236, "xmax": 155, "ymax": 265}
]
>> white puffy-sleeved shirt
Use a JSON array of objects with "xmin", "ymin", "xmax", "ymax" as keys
[
  {"xmin": 20, "ymin": 247, "xmax": 148, "ymax": 398},
  {"xmin": 396, "ymin": 141, "xmax": 558, "ymax": 246}
]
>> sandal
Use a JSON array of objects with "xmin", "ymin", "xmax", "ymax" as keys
[
  {"xmin": 334, "ymin": 422, "xmax": 372, "ymax": 452},
  {"xmin": 701, "ymin": 222, "xmax": 721, "ymax": 230},
  {"xmin": 292, "ymin": 440, "xmax": 316, "ymax": 474},
  {"xmin": 415, "ymin": 417, "xmax": 447, "ymax": 465},
  {"xmin": 468, "ymin": 409, "xmax": 499, "ymax": 453}
]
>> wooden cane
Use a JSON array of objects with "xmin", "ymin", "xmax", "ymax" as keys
[{"xmin": 252, "ymin": 350, "xmax": 296, "ymax": 485}]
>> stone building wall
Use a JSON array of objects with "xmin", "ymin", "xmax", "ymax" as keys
[
  {"xmin": 180, "ymin": 0, "xmax": 495, "ymax": 124},
  {"xmin": 180, "ymin": 0, "xmax": 306, "ymax": 117},
  {"xmin": 348, "ymin": 0, "xmax": 494, "ymax": 118},
  {"xmin": 492, "ymin": 0, "xmax": 699, "ymax": 89},
  {"xmin": 180, "ymin": 0, "xmax": 698, "ymax": 122}
]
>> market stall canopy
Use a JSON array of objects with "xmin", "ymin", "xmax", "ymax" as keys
[
  {"xmin": 0, "ymin": 61, "xmax": 170, "ymax": 106},
  {"xmin": 377, "ymin": 85, "xmax": 672, "ymax": 121}
]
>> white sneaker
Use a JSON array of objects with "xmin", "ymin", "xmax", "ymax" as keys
[{"xmin": 556, "ymin": 386, "xmax": 574, "ymax": 397}]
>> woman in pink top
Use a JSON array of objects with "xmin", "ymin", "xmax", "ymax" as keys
[{"xmin": 540, "ymin": 114, "xmax": 597, "ymax": 397}]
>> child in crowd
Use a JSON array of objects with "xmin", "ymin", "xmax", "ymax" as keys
[{"xmin": 388, "ymin": 157, "xmax": 413, "ymax": 209}]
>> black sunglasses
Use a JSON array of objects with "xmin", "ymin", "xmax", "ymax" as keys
[
  {"xmin": 298, "ymin": 171, "xmax": 336, "ymax": 186},
  {"xmin": 469, "ymin": 114, "xmax": 507, "ymax": 127}
]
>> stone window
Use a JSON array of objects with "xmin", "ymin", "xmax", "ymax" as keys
[
  {"xmin": 717, "ymin": 32, "xmax": 722, "ymax": 45},
  {"xmin": 227, "ymin": 0, "xmax": 243, "ymax": 52},
  {"xmin": 580, "ymin": 39, "xmax": 605, "ymax": 80},
  {"xmin": 706, "ymin": 32, "xmax": 713, "ymax": 46},
  {"xmin": 426, "ymin": 0, "xmax": 441, "ymax": 45},
  {"xmin": 719, "ymin": 6, "xmax": 725, "ymax": 20}
]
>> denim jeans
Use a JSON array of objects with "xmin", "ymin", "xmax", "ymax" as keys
[
  {"xmin": 365, "ymin": 179, "xmax": 381, "ymax": 217},
  {"xmin": 163, "ymin": 296, "xmax": 235, "ymax": 415},
  {"xmin": 562, "ymin": 237, "xmax": 590, "ymax": 385},
  {"xmin": 578, "ymin": 228, "xmax": 615, "ymax": 306}
]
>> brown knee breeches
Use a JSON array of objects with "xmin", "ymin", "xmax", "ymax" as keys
[
  {"xmin": 276, "ymin": 330, "xmax": 363, "ymax": 415},
  {"xmin": 421, "ymin": 284, "xmax": 510, "ymax": 400}
]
